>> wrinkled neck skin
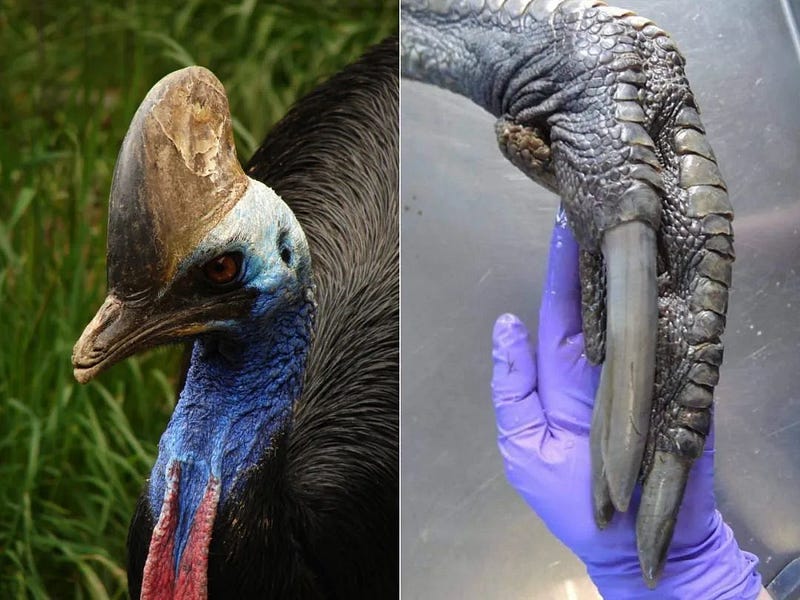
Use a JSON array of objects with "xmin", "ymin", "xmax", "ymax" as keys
[{"xmin": 148, "ymin": 302, "xmax": 313, "ymax": 570}]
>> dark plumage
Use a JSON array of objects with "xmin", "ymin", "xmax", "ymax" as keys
[
  {"xmin": 80, "ymin": 39, "xmax": 397, "ymax": 598},
  {"xmin": 242, "ymin": 42, "xmax": 399, "ymax": 595}
]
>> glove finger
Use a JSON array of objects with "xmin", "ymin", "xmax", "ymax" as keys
[
  {"xmin": 535, "ymin": 213, "xmax": 599, "ymax": 428},
  {"xmin": 538, "ymin": 211, "xmax": 583, "ymax": 345},
  {"xmin": 491, "ymin": 313, "xmax": 546, "ymax": 439}
]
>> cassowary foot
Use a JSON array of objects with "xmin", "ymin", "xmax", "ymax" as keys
[
  {"xmin": 404, "ymin": 0, "xmax": 734, "ymax": 585},
  {"xmin": 493, "ymin": 11, "xmax": 733, "ymax": 584},
  {"xmin": 580, "ymin": 94, "xmax": 731, "ymax": 586}
]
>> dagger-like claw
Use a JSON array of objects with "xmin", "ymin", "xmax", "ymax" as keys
[
  {"xmin": 636, "ymin": 450, "xmax": 693, "ymax": 588},
  {"xmin": 592, "ymin": 221, "xmax": 657, "ymax": 513}
]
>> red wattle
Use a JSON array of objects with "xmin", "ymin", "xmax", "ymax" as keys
[
  {"xmin": 140, "ymin": 463, "xmax": 221, "ymax": 599},
  {"xmin": 174, "ymin": 476, "xmax": 221, "ymax": 599},
  {"xmin": 141, "ymin": 463, "xmax": 179, "ymax": 599}
]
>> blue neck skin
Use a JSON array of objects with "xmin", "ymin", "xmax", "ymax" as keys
[{"xmin": 148, "ymin": 302, "xmax": 312, "ymax": 570}]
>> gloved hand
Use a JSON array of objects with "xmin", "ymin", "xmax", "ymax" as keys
[{"xmin": 490, "ymin": 214, "xmax": 763, "ymax": 599}]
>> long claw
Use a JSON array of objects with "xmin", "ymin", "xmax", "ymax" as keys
[
  {"xmin": 596, "ymin": 221, "xmax": 657, "ymax": 512},
  {"xmin": 636, "ymin": 450, "xmax": 693, "ymax": 588}
]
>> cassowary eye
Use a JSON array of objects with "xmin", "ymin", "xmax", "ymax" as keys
[
  {"xmin": 202, "ymin": 252, "xmax": 242, "ymax": 285},
  {"xmin": 277, "ymin": 229, "xmax": 292, "ymax": 265}
]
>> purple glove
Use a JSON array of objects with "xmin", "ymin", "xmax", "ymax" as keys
[{"xmin": 491, "ymin": 215, "xmax": 763, "ymax": 599}]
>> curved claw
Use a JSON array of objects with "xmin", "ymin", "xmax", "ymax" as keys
[
  {"xmin": 591, "ymin": 221, "xmax": 657, "ymax": 513},
  {"xmin": 636, "ymin": 450, "xmax": 693, "ymax": 588}
]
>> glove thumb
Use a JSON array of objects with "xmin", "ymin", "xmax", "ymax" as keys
[{"xmin": 491, "ymin": 314, "xmax": 548, "ymax": 462}]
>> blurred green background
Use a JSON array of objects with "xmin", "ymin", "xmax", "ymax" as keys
[{"xmin": 0, "ymin": 2, "xmax": 397, "ymax": 597}]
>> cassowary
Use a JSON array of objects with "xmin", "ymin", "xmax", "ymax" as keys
[{"xmin": 72, "ymin": 38, "xmax": 398, "ymax": 597}]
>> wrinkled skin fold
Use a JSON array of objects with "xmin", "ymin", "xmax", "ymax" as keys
[{"xmin": 402, "ymin": 0, "xmax": 733, "ymax": 586}]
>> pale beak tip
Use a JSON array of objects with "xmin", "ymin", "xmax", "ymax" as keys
[{"xmin": 72, "ymin": 365, "xmax": 94, "ymax": 384}]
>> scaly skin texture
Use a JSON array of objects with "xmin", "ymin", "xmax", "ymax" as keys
[{"xmin": 402, "ymin": 0, "xmax": 733, "ymax": 584}]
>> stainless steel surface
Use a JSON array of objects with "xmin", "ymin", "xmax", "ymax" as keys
[{"xmin": 401, "ymin": 1, "xmax": 800, "ymax": 597}]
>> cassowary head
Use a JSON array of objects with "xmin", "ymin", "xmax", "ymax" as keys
[
  {"xmin": 72, "ymin": 67, "xmax": 312, "ymax": 383},
  {"xmin": 72, "ymin": 67, "xmax": 317, "ymax": 595}
]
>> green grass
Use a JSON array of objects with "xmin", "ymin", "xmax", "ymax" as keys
[{"xmin": 0, "ymin": 2, "xmax": 397, "ymax": 597}]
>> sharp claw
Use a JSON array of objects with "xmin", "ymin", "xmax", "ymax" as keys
[
  {"xmin": 597, "ymin": 221, "xmax": 658, "ymax": 512},
  {"xmin": 636, "ymin": 450, "xmax": 693, "ymax": 588}
]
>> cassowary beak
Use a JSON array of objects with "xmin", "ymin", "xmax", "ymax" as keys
[
  {"xmin": 72, "ymin": 295, "xmax": 212, "ymax": 383},
  {"xmin": 73, "ymin": 66, "xmax": 251, "ymax": 383}
]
